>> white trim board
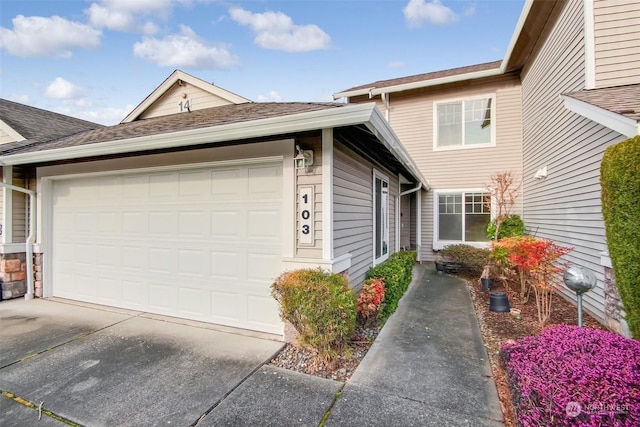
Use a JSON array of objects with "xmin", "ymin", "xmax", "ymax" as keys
[{"xmin": 562, "ymin": 95, "xmax": 639, "ymax": 137}]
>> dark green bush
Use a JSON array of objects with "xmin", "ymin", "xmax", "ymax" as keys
[
  {"xmin": 601, "ymin": 135, "xmax": 640, "ymax": 339},
  {"xmin": 487, "ymin": 214, "xmax": 525, "ymax": 240},
  {"xmin": 439, "ymin": 244, "xmax": 490, "ymax": 276},
  {"xmin": 271, "ymin": 269, "xmax": 357, "ymax": 359},
  {"xmin": 366, "ymin": 251, "xmax": 416, "ymax": 321}
]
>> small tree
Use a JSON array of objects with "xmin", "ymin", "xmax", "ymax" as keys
[{"xmin": 485, "ymin": 171, "xmax": 521, "ymax": 240}]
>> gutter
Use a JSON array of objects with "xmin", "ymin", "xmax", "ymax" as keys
[{"xmin": 0, "ymin": 182, "xmax": 36, "ymax": 300}]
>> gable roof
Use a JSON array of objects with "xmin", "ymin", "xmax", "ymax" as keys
[
  {"xmin": 333, "ymin": 60, "xmax": 503, "ymax": 99},
  {"xmin": 121, "ymin": 69, "xmax": 252, "ymax": 123},
  {"xmin": 562, "ymin": 84, "xmax": 640, "ymax": 137},
  {"xmin": 0, "ymin": 101, "xmax": 429, "ymax": 189},
  {"xmin": 0, "ymin": 99, "xmax": 102, "ymax": 152}
]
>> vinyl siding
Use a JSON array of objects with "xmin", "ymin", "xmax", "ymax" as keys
[
  {"xmin": 400, "ymin": 193, "xmax": 411, "ymax": 249},
  {"xmin": 295, "ymin": 135, "xmax": 323, "ymax": 258},
  {"xmin": 12, "ymin": 167, "xmax": 26, "ymax": 243},
  {"xmin": 594, "ymin": 0, "xmax": 640, "ymax": 87},
  {"xmin": 521, "ymin": 0, "xmax": 625, "ymax": 322},
  {"xmin": 355, "ymin": 75, "xmax": 523, "ymax": 260},
  {"xmin": 333, "ymin": 143, "xmax": 399, "ymax": 287},
  {"xmin": 139, "ymin": 83, "xmax": 237, "ymax": 120},
  {"xmin": 1, "ymin": 127, "xmax": 16, "ymax": 145}
]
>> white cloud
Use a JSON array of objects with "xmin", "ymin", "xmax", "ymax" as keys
[
  {"xmin": 464, "ymin": 3, "xmax": 477, "ymax": 17},
  {"xmin": 387, "ymin": 61, "xmax": 407, "ymax": 69},
  {"xmin": 0, "ymin": 15, "xmax": 101, "ymax": 58},
  {"xmin": 403, "ymin": 0, "xmax": 458, "ymax": 27},
  {"xmin": 43, "ymin": 77, "xmax": 83, "ymax": 99},
  {"xmin": 229, "ymin": 8, "xmax": 330, "ymax": 52},
  {"xmin": 257, "ymin": 90, "xmax": 282, "ymax": 102},
  {"xmin": 85, "ymin": 0, "xmax": 174, "ymax": 34},
  {"xmin": 133, "ymin": 25, "xmax": 239, "ymax": 69},
  {"xmin": 72, "ymin": 104, "xmax": 135, "ymax": 125}
]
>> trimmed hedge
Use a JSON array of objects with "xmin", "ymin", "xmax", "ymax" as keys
[
  {"xmin": 439, "ymin": 244, "xmax": 490, "ymax": 276},
  {"xmin": 601, "ymin": 135, "xmax": 640, "ymax": 338},
  {"xmin": 271, "ymin": 269, "xmax": 357, "ymax": 359},
  {"xmin": 501, "ymin": 325, "xmax": 640, "ymax": 426},
  {"xmin": 366, "ymin": 251, "xmax": 416, "ymax": 321}
]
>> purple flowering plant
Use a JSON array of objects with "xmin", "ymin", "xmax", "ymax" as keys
[{"xmin": 500, "ymin": 325, "xmax": 640, "ymax": 426}]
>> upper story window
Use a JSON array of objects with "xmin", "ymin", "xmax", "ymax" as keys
[{"xmin": 434, "ymin": 94, "xmax": 496, "ymax": 150}]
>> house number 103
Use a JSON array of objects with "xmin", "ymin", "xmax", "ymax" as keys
[{"xmin": 299, "ymin": 186, "xmax": 314, "ymax": 245}]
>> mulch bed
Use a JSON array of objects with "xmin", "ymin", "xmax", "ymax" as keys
[{"xmin": 466, "ymin": 275, "xmax": 608, "ymax": 427}]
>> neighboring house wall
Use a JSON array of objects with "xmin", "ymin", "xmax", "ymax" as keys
[
  {"xmin": 593, "ymin": 0, "xmax": 640, "ymax": 88},
  {"xmin": 353, "ymin": 74, "xmax": 523, "ymax": 260},
  {"xmin": 521, "ymin": 0, "xmax": 627, "ymax": 322},
  {"xmin": 139, "ymin": 83, "xmax": 237, "ymax": 120},
  {"xmin": 1, "ymin": 127, "xmax": 15, "ymax": 145},
  {"xmin": 12, "ymin": 167, "xmax": 26, "ymax": 243},
  {"xmin": 333, "ymin": 142, "xmax": 399, "ymax": 287}
]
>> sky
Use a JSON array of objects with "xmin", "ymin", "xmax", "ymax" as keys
[{"xmin": 0, "ymin": 0, "xmax": 526, "ymax": 126}]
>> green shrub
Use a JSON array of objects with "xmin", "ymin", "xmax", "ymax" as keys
[
  {"xmin": 366, "ymin": 251, "xmax": 416, "ymax": 321},
  {"xmin": 487, "ymin": 214, "xmax": 525, "ymax": 241},
  {"xmin": 439, "ymin": 244, "xmax": 490, "ymax": 276},
  {"xmin": 601, "ymin": 135, "xmax": 640, "ymax": 338},
  {"xmin": 271, "ymin": 269, "xmax": 357, "ymax": 359}
]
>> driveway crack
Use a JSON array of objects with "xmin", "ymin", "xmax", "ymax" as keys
[{"xmin": 1, "ymin": 390, "xmax": 83, "ymax": 426}]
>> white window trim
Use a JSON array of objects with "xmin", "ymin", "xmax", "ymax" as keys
[
  {"xmin": 432, "ymin": 93, "xmax": 497, "ymax": 152},
  {"xmin": 432, "ymin": 188, "xmax": 494, "ymax": 251},
  {"xmin": 373, "ymin": 169, "xmax": 390, "ymax": 266}
]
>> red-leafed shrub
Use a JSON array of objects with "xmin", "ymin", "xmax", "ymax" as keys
[
  {"xmin": 357, "ymin": 278, "xmax": 385, "ymax": 325},
  {"xmin": 501, "ymin": 325, "xmax": 640, "ymax": 426}
]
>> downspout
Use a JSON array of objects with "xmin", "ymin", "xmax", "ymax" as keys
[
  {"xmin": 381, "ymin": 92, "xmax": 390, "ymax": 122},
  {"xmin": 0, "ymin": 182, "xmax": 36, "ymax": 300}
]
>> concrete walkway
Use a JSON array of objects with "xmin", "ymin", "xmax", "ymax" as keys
[{"xmin": 325, "ymin": 264, "xmax": 504, "ymax": 426}]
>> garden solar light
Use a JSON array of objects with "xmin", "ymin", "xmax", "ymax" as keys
[{"xmin": 563, "ymin": 266, "xmax": 597, "ymax": 327}]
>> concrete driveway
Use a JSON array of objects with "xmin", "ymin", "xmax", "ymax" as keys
[{"xmin": 0, "ymin": 298, "xmax": 286, "ymax": 426}]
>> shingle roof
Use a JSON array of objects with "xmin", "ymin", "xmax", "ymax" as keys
[
  {"xmin": 2, "ymin": 102, "xmax": 345, "ymax": 156},
  {"xmin": 0, "ymin": 99, "xmax": 102, "ymax": 153},
  {"xmin": 338, "ymin": 60, "xmax": 503, "ymax": 94},
  {"xmin": 563, "ymin": 84, "xmax": 640, "ymax": 122}
]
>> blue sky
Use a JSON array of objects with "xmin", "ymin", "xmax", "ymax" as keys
[{"xmin": 0, "ymin": 0, "xmax": 525, "ymax": 125}]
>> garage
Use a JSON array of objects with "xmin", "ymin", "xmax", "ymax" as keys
[{"xmin": 51, "ymin": 161, "xmax": 284, "ymax": 334}]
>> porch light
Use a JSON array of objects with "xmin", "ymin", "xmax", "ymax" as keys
[{"xmin": 295, "ymin": 145, "xmax": 314, "ymax": 170}]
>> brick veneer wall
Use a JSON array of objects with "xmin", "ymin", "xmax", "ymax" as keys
[
  {"xmin": 0, "ymin": 253, "xmax": 27, "ymax": 300},
  {"xmin": 603, "ymin": 266, "xmax": 631, "ymax": 338}
]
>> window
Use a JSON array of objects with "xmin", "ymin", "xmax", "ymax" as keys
[
  {"xmin": 435, "ymin": 95, "xmax": 495, "ymax": 149},
  {"xmin": 373, "ymin": 170, "xmax": 389, "ymax": 264},
  {"xmin": 435, "ymin": 191, "xmax": 491, "ymax": 248}
]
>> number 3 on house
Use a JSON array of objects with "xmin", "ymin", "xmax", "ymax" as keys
[{"xmin": 299, "ymin": 186, "xmax": 314, "ymax": 245}]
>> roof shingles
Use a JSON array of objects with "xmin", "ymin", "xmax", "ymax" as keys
[
  {"xmin": 1, "ymin": 102, "xmax": 345, "ymax": 156},
  {"xmin": 564, "ymin": 84, "xmax": 640, "ymax": 122}
]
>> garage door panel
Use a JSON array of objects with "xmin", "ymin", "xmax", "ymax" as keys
[{"xmin": 52, "ymin": 162, "xmax": 283, "ymax": 334}]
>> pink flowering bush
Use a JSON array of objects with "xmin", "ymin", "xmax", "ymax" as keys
[{"xmin": 501, "ymin": 325, "xmax": 640, "ymax": 426}]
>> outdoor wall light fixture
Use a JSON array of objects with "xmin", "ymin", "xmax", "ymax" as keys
[
  {"xmin": 563, "ymin": 265, "xmax": 597, "ymax": 327},
  {"xmin": 534, "ymin": 165, "xmax": 548, "ymax": 180},
  {"xmin": 295, "ymin": 145, "xmax": 314, "ymax": 170}
]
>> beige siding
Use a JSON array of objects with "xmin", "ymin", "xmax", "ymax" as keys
[
  {"xmin": 400, "ymin": 193, "xmax": 411, "ymax": 249},
  {"xmin": 0, "ymin": 127, "xmax": 17, "ymax": 145},
  {"xmin": 139, "ymin": 82, "xmax": 237, "ymax": 120},
  {"xmin": 12, "ymin": 167, "xmax": 26, "ymax": 243},
  {"xmin": 594, "ymin": 0, "xmax": 640, "ymax": 87},
  {"xmin": 521, "ymin": 0, "xmax": 624, "ymax": 322},
  {"xmin": 333, "ymin": 143, "xmax": 399, "ymax": 287},
  {"xmin": 295, "ymin": 135, "xmax": 323, "ymax": 258},
  {"xmin": 354, "ymin": 75, "xmax": 524, "ymax": 260}
]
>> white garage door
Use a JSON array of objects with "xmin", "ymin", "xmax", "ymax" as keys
[{"xmin": 51, "ymin": 162, "xmax": 284, "ymax": 334}]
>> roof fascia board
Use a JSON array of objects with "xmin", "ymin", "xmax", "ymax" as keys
[
  {"xmin": 366, "ymin": 106, "xmax": 431, "ymax": 189},
  {"xmin": 0, "ymin": 119, "xmax": 26, "ymax": 143},
  {"xmin": 0, "ymin": 104, "xmax": 377, "ymax": 166},
  {"xmin": 333, "ymin": 68, "xmax": 502, "ymax": 100},
  {"xmin": 500, "ymin": 0, "xmax": 534, "ymax": 73},
  {"xmin": 121, "ymin": 70, "xmax": 251, "ymax": 123},
  {"xmin": 561, "ymin": 95, "xmax": 639, "ymax": 137}
]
